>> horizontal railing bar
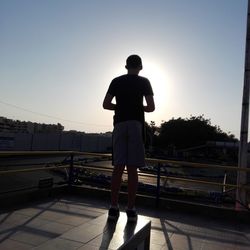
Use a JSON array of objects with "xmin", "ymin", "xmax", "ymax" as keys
[
  {"xmin": 0, "ymin": 165, "xmax": 69, "ymax": 174},
  {"xmin": 0, "ymin": 162, "xmax": 249, "ymax": 191},
  {"xmin": 0, "ymin": 151, "xmax": 75, "ymax": 157},
  {"xmin": 76, "ymin": 165, "xmax": 156, "ymax": 178},
  {"xmin": 1, "ymin": 151, "xmax": 249, "ymax": 172},
  {"xmin": 0, "ymin": 151, "xmax": 112, "ymax": 158},
  {"xmin": 0, "ymin": 151, "xmax": 249, "ymax": 192},
  {"xmin": 72, "ymin": 152, "xmax": 112, "ymax": 157},
  {"xmin": 160, "ymin": 175, "xmax": 238, "ymax": 188},
  {"xmin": 75, "ymin": 165, "xmax": 113, "ymax": 174},
  {"xmin": 75, "ymin": 165, "xmax": 249, "ymax": 191},
  {"xmin": 145, "ymin": 158, "xmax": 250, "ymax": 172}
]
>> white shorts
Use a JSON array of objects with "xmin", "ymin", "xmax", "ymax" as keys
[{"xmin": 112, "ymin": 120, "xmax": 145, "ymax": 167}]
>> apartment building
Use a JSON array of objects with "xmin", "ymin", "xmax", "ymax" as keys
[{"xmin": 0, "ymin": 117, "xmax": 64, "ymax": 133}]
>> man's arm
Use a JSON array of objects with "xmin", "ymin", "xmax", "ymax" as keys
[
  {"xmin": 103, "ymin": 93, "xmax": 116, "ymax": 110},
  {"xmin": 144, "ymin": 95, "xmax": 155, "ymax": 112}
]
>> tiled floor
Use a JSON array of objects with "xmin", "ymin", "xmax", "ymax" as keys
[{"xmin": 0, "ymin": 195, "xmax": 249, "ymax": 250}]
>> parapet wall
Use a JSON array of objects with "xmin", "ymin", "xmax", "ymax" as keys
[{"xmin": 0, "ymin": 132, "xmax": 112, "ymax": 152}]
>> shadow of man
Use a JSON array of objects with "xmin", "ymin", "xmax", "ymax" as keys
[
  {"xmin": 123, "ymin": 221, "xmax": 137, "ymax": 243},
  {"xmin": 99, "ymin": 220, "xmax": 117, "ymax": 249}
]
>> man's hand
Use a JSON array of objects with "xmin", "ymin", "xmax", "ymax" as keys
[
  {"xmin": 103, "ymin": 93, "xmax": 116, "ymax": 110},
  {"xmin": 144, "ymin": 95, "xmax": 155, "ymax": 112}
]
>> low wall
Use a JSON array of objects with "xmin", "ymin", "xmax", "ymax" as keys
[{"xmin": 0, "ymin": 132, "xmax": 112, "ymax": 152}]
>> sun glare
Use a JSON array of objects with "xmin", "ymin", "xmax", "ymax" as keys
[
  {"xmin": 108, "ymin": 58, "xmax": 173, "ymax": 125},
  {"xmin": 142, "ymin": 61, "xmax": 170, "ymax": 122}
]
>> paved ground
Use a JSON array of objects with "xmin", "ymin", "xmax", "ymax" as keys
[{"xmin": 0, "ymin": 195, "xmax": 249, "ymax": 250}]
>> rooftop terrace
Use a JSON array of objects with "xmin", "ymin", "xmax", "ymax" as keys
[
  {"xmin": 0, "ymin": 186, "xmax": 249, "ymax": 250},
  {"xmin": 0, "ymin": 151, "xmax": 249, "ymax": 249}
]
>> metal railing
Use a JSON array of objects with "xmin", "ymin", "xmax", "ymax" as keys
[{"xmin": 0, "ymin": 151, "xmax": 249, "ymax": 209}]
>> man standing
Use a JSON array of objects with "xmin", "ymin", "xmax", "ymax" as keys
[{"xmin": 103, "ymin": 55, "xmax": 155, "ymax": 222}]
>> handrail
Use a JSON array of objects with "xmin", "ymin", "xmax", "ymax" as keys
[
  {"xmin": 0, "ymin": 151, "xmax": 111, "ymax": 158},
  {"xmin": 75, "ymin": 165, "xmax": 250, "ymax": 190},
  {"xmin": 2, "ymin": 163, "xmax": 248, "ymax": 192},
  {"xmin": 160, "ymin": 175, "xmax": 250, "ymax": 190},
  {"xmin": 0, "ymin": 151, "xmax": 249, "ymax": 194},
  {"xmin": 146, "ymin": 157, "xmax": 250, "ymax": 172},
  {"xmin": 0, "ymin": 165, "xmax": 69, "ymax": 174},
  {"xmin": 1, "ymin": 151, "xmax": 249, "ymax": 172},
  {"xmin": 0, "ymin": 151, "xmax": 75, "ymax": 157}
]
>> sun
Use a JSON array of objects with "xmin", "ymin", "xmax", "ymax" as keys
[{"xmin": 142, "ymin": 61, "xmax": 170, "ymax": 121}]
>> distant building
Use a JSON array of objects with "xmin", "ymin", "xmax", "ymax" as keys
[
  {"xmin": 0, "ymin": 117, "xmax": 112, "ymax": 152},
  {"xmin": 0, "ymin": 117, "xmax": 64, "ymax": 133}
]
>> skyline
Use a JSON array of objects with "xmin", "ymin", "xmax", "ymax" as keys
[{"xmin": 0, "ymin": 0, "xmax": 248, "ymax": 138}]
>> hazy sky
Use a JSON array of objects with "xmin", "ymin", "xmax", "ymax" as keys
[{"xmin": 0, "ymin": 0, "xmax": 248, "ymax": 138}]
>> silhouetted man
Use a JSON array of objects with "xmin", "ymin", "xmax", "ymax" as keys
[{"xmin": 103, "ymin": 54, "xmax": 155, "ymax": 222}]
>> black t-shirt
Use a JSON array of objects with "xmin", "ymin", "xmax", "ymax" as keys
[{"xmin": 107, "ymin": 74, "xmax": 154, "ymax": 125}]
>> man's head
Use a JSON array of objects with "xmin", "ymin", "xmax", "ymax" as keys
[{"xmin": 125, "ymin": 55, "xmax": 143, "ymax": 70}]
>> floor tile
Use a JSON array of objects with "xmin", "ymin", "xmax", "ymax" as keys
[
  {"xmin": 0, "ymin": 238, "xmax": 33, "ymax": 250},
  {"xmin": 170, "ymin": 233, "xmax": 204, "ymax": 250},
  {"xmin": 0, "ymin": 195, "xmax": 249, "ymax": 250},
  {"xmin": 9, "ymin": 228, "xmax": 58, "ymax": 246},
  {"xmin": 33, "ymin": 237, "xmax": 83, "ymax": 250},
  {"xmin": 54, "ymin": 214, "xmax": 90, "ymax": 226},
  {"xmin": 150, "ymin": 243, "xmax": 165, "ymax": 250},
  {"xmin": 38, "ymin": 221, "xmax": 74, "ymax": 234},
  {"xmin": 36, "ymin": 210, "xmax": 65, "ymax": 222}
]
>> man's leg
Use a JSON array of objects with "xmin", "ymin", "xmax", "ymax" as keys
[
  {"xmin": 127, "ymin": 166, "xmax": 138, "ymax": 209},
  {"xmin": 111, "ymin": 122, "xmax": 127, "ymax": 207},
  {"xmin": 126, "ymin": 121, "xmax": 144, "ymax": 210},
  {"xmin": 111, "ymin": 165, "xmax": 125, "ymax": 207}
]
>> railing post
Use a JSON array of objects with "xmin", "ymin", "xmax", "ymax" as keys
[
  {"xmin": 68, "ymin": 152, "xmax": 74, "ymax": 187},
  {"xmin": 156, "ymin": 163, "xmax": 161, "ymax": 208}
]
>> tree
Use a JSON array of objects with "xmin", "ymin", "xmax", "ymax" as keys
[
  {"xmin": 156, "ymin": 115, "xmax": 237, "ymax": 150},
  {"xmin": 145, "ymin": 121, "xmax": 154, "ymax": 150}
]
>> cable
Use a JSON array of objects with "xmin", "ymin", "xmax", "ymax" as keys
[{"xmin": 0, "ymin": 100, "xmax": 110, "ymax": 128}]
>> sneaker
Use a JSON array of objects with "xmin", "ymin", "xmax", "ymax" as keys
[
  {"xmin": 108, "ymin": 207, "xmax": 119, "ymax": 221},
  {"xmin": 126, "ymin": 208, "xmax": 137, "ymax": 222}
]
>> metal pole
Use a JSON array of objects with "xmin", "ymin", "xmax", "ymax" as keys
[
  {"xmin": 68, "ymin": 153, "xmax": 74, "ymax": 187},
  {"xmin": 156, "ymin": 163, "xmax": 161, "ymax": 207},
  {"xmin": 236, "ymin": 0, "xmax": 250, "ymax": 210},
  {"xmin": 30, "ymin": 133, "xmax": 34, "ymax": 151}
]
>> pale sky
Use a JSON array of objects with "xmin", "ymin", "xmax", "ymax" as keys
[{"xmin": 0, "ymin": 0, "xmax": 248, "ymax": 138}]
